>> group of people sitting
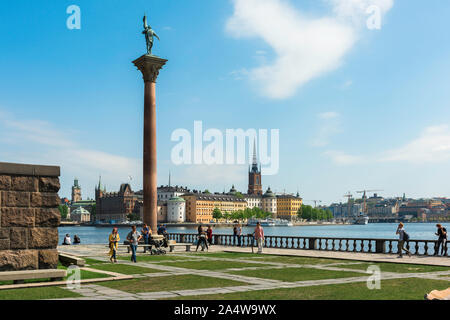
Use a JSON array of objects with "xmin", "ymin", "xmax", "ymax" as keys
[{"xmin": 62, "ymin": 234, "xmax": 80, "ymax": 245}]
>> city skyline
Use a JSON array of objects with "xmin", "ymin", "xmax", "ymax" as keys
[{"xmin": 1, "ymin": 0, "xmax": 450, "ymax": 205}]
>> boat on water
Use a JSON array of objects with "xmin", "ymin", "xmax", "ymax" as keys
[
  {"xmin": 353, "ymin": 213, "xmax": 369, "ymax": 225},
  {"xmin": 247, "ymin": 218, "xmax": 293, "ymax": 227}
]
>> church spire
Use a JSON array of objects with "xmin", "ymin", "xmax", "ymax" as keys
[
  {"xmin": 168, "ymin": 171, "xmax": 171, "ymax": 187},
  {"xmin": 251, "ymin": 138, "xmax": 259, "ymax": 172}
]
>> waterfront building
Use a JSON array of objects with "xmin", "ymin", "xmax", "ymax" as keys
[
  {"xmin": 157, "ymin": 201, "xmax": 168, "ymax": 223},
  {"xmin": 182, "ymin": 192, "xmax": 247, "ymax": 223},
  {"xmin": 71, "ymin": 178, "xmax": 82, "ymax": 203},
  {"xmin": 70, "ymin": 206, "xmax": 91, "ymax": 223},
  {"xmin": 367, "ymin": 199, "xmax": 399, "ymax": 216},
  {"xmin": 167, "ymin": 197, "xmax": 186, "ymax": 223},
  {"xmin": 157, "ymin": 185, "xmax": 189, "ymax": 202},
  {"xmin": 262, "ymin": 187, "xmax": 277, "ymax": 217},
  {"xmin": 276, "ymin": 194, "xmax": 303, "ymax": 221},
  {"xmin": 95, "ymin": 179, "xmax": 142, "ymax": 223},
  {"xmin": 244, "ymin": 193, "xmax": 262, "ymax": 209},
  {"xmin": 328, "ymin": 202, "xmax": 363, "ymax": 217}
]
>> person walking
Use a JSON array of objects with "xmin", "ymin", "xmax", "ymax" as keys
[
  {"xmin": 206, "ymin": 225, "xmax": 213, "ymax": 246},
  {"xmin": 254, "ymin": 222, "xmax": 265, "ymax": 254},
  {"xmin": 109, "ymin": 228, "xmax": 120, "ymax": 263},
  {"xmin": 141, "ymin": 224, "xmax": 151, "ymax": 253},
  {"xmin": 196, "ymin": 225, "xmax": 208, "ymax": 252},
  {"xmin": 236, "ymin": 223, "xmax": 242, "ymax": 247},
  {"xmin": 396, "ymin": 223, "xmax": 411, "ymax": 258},
  {"xmin": 435, "ymin": 224, "xmax": 448, "ymax": 256},
  {"xmin": 127, "ymin": 225, "xmax": 142, "ymax": 263}
]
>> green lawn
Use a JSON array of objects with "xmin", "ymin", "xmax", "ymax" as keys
[
  {"xmin": 191, "ymin": 252, "xmax": 263, "ymax": 259},
  {"xmin": 0, "ymin": 265, "xmax": 109, "ymax": 286},
  {"xmin": 246, "ymin": 255, "xmax": 349, "ymax": 265},
  {"xmin": 168, "ymin": 278, "xmax": 450, "ymax": 300},
  {"xmin": 87, "ymin": 263, "xmax": 160, "ymax": 275},
  {"xmin": 227, "ymin": 267, "xmax": 365, "ymax": 282},
  {"xmin": 0, "ymin": 286, "xmax": 81, "ymax": 300},
  {"xmin": 157, "ymin": 260, "xmax": 264, "ymax": 270},
  {"xmin": 334, "ymin": 262, "xmax": 450, "ymax": 274},
  {"xmin": 117, "ymin": 254, "xmax": 192, "ymax": 262},
  {"xmin": 84, "ymin": 258, "xmax": 108, "ymax": 265},
  {"xmin": 99, "ymin": 274, "xmax": 247, "ymax": 293}
]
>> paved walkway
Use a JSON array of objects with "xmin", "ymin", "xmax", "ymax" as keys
[
  {"xmin": 52, "ymin": 245, "xmax": 450, "ymax": 300},
  {"xmin": 58, "ymin": 244, "xmax": 450, "ymax": 266}
]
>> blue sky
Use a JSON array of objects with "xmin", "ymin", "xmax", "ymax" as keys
[{"xmin": 1, "ymin": 0, "xmax": 450, "ymax": 205}]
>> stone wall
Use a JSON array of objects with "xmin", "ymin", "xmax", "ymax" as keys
[{"xmin": 0, "ymin": 162, "xmax": 60, "ymax": 271}]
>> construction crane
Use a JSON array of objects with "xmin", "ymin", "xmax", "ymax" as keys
[
  {"xmin": 343, "ymin": 192, "xmax": 353, "ymax": 218},
  {"xmin": 305, "ymin": 200, "xmax": 322, "ymax": 208},
  {"xmin": 356, "ymin": 189, "xmax": 384, "ymax": 214}
]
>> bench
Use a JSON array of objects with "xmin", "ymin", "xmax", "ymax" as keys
[
  {"xmin": 59, "ymin": 253, "xmax": 85, "ymax": 267},
  {"xmin": 0, "ymin": 269, "xmax": 67, "ymax": 285},
  {"xmin": 123, "ymin": 235, "xmax": 166, "ymax": 253},
  {"xmin": 169, "ymin": 243, "xmax": 192, "ymax": 252}
]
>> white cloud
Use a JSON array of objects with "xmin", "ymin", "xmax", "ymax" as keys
[
  {"xmin": 226, "ymin": 0, "xmax": 394, "ymax": 99},
  {"xmin": 0, "ymin": 111, "xmax": 141, "ymax": 198},
  {"xmin": 381, "ymin": 125, "xmax": 450, "ymax": 164},
  {"xmin": 311, "ymin": 112, "xmax": 342, "ymax": 147},
  {"xmin": 330, "ymin": 0, "xmax": 394, "ymax": 24},
  {"xmin": 324, "ymin": 150, "xmax": 364, "ymax": 165},
  {"xmin": 324, "ymin": 124, "xmax": 450, "ymax": 166},
  {"xmin": 318, "ymin": 111, "xmax": 340, "ymax": 120},
  {"xmin": 177, "ymin": 164, "xmax": 245, "ymax": 188}
]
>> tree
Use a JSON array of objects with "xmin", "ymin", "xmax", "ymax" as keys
[
  {"xmin": 234, "ymin": 192, "xmax": 244, "ymax": 199},
  {"xmin": 58, "ymin": 204, "xmax": 68, "ymax": 220},
  {"xmin": 326, "ymin": 209, "xmax": 333, "ymax": 221},
  {"xmin": 203, "ymin": 189, "xmax": 211, "ymax": 194},
  {"xmin": 212, "ymin": 208, "xmax": 222, "ymax": 222},
  {"xmin": 127, "ymin": 213, "xmax": 140, "ymax": 221},
  {"xmin": 301, "ymin": 205, "xmax": 313, "ymax": 221},
  {"xmin": 91, "ymin": 203, "xmax": 96, "ymax": 220}
]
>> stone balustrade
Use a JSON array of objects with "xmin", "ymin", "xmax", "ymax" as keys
[
  {"xmin": 0, "ymin": 162, "xmax": 61, "ymax": 271},
  {"xmin": 166, "ymin": 233, "xmax": 448, "ymax": 257}
]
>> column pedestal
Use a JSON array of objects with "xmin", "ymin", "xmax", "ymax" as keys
[{"xmin": 132, "ymin": 54, "xmax": 167, "ymax": 232}]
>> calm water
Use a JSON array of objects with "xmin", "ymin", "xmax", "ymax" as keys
[{"xmin": 58, "ymin": 223, "xmax": 444, "ymax": 245}]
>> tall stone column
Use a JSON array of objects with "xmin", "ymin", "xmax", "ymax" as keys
[{"xmin": 132, "ymin": 55, "xmax": 167, "ymax": 232}]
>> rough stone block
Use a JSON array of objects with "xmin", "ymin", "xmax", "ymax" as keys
[
  {"xmin": 31, "ymin": 193, "xmax": 60, "ymax": 208},
  {"xmin": 0, "ymin": 175, "xmax": 11, "ymax": 190},
  {"xmin": 11, "ymin": 176, "xmax": 38, "ymax": 192},
  {"xmin": 0, "ymin": 250, "xmax": 38, "ymax": 271},
  {"xmin": 0, "ymin": 228, "xmax": 9, "ymax": 239},
  {"xmin": 28, "ymin": 228, "xmax": 58, "ymax": 249},
  {"xmin": 10, "ymin": 228, "xmax": 28, "ymax": 249},
  {"xmin": 1, "ymin": 208, "xmax": 35, "ymax": 227},
  {"xmin": 0, "ymin": 239, "xmax": 10, "ymax": 250},
  {"xmin": 39, "ymin": 177, "xmax": 60, "ymax": 193},
  {"xmin": 38, "ymin": 249, "xmax": 59, "ymax": 269},
  {"xmin": 1, "ymin": 191, "xmax": 30, "ymax": 207},
  {"xmin": 35, "ymin": 208, "xmax": 60, "ymax": 227}
]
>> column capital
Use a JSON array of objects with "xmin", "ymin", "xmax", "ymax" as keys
[{"xmin": 132, "ymin": 54, "xmax": 168, "ymax": 83}]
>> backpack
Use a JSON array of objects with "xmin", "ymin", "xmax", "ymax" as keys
[{"xmin": 403, "ymin": 231, "xmax": 410, "ymax": 241}]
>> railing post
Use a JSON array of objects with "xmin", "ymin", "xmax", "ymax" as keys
[
  {"xmin": 375, "ymin": 240, "xmax": 385, "ymax": 253},
  {"xmin": 309, "ymin": 238, "xmax": 317, "ymax": 250}
]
